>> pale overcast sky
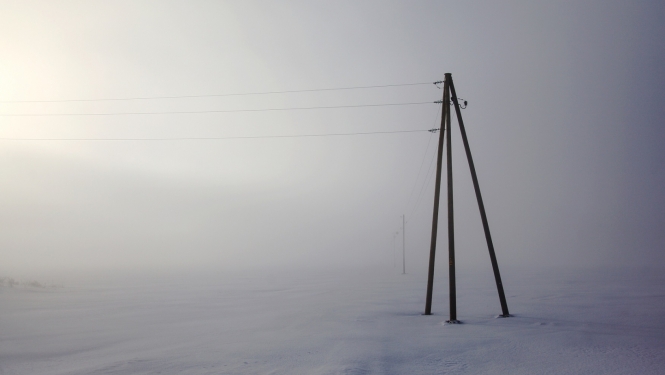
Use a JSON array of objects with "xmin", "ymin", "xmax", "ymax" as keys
[{"xmin": 0, "ymin": 1, "xmax": 663, "ymax": 278}]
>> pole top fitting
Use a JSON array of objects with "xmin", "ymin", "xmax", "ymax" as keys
[{"xmin": 444, "ymin": 73, "xmax": 452, "ymax": 77}]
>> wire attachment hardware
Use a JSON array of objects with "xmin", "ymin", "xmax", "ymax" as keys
[
  {"xmin": 428, "ymin": 128, "xmax": 440, "ymax": 133},
  {"xmin": 433, "ymin": 80, "xmax": 445, "ymax": 89},
  {"xmin": 438, "ymin": 98, "xmax": 468, "ymax": 109}
]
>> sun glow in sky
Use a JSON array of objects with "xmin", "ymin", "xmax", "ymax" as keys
[{"xmin": 0, "ymin": 1, "xmax": 663, "ymax": 278}]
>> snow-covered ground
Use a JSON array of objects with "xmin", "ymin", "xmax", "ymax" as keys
[{"xmin": 1, "ymin": 266, "xmax": 664, "ymax": 374}]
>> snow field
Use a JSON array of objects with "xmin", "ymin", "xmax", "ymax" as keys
[{"xmin": 1, "ymin": 266, "xmax": 663, "ymax": 374}]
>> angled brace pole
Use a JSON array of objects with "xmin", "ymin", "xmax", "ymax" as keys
[
  {"xmin": 424, "ymin": 75, "xmax": 450, "ymax": 315},
  {"xmin": 448, "ymin": 76, "xmax": 510, "ymax": 317}
]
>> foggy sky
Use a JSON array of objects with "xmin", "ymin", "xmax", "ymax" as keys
[{"xmin": 1, "ymin": 0, "xmax": 663, "ymax": 278}]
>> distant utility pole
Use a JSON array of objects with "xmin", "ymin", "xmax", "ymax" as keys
[
  {"xmin": 393, "ymin": 231, "xmax": 398, "ymax": 268},
  {"xmin": 424, "ymin": 73, "xmax": 510, "ymax": 322},
  {"xmin": 402, "ymin": 215, "xmax": 406, "ymax": 274}
]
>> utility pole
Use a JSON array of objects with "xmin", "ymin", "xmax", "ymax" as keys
[
  {"xmin": 402, "ymin": 215, "xmax": 406, "ymax": 274},
  {"xmin": 424, "ymin": 73, "xmax": 509, "ymax": 320},
  {"xmin": 393, "ymin": 231, "xmax": 398, "ymax": 268},
  {"xmin": 446, "ymin": 74, "xmax": 458, "ymax": 323},
  {"xmin": 449, "ymin": 75, "xmax": 509, "ymax": 317},
  {"xmin": 424, "ymin": 75, "xmax": 449, "ymax": 315}
]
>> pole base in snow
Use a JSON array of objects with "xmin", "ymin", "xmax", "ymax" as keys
[
  {"xmin": 497, "ymin": 314, "xmax": 512, "ymax": 318},
  {"xmin": 445, "ymin": 319, "xmax": 462, "ymax": 324}
]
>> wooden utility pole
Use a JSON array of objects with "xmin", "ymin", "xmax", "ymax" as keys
[
  {"xmin": 448, "ymin": 76, "xmax": 509, "ymax": 317},
  {"xmin": 424, "ymin": 73, "xmax": 510, "ymax": 320},
  {"xmin": 424, "ymin": 74, "xmax": 449, "ymax": 315},
  {"xmin": 445, "ymin": 74, "xmax": 457, "ymax": 323},
  {"xmin": 393, "ymin": 232, "xmax": 397, "ymax": 268},
  {"xmin": 402, "ymin": 215, "xmax": 406, "ymax": 274}
]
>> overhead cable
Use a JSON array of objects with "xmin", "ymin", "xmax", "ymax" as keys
[
  {"xmin": 402, "ymin": 105, "xmax": 441, "ymax": 214},
  {"xmin": 0, "ymin": 129, "xmax": 431, "ymax": 141},
  {"xmin": 409, "ymin": 144, "xmax": 439, "ymax": 219},
  {"xmin": 0, "ymin": 101, "xmax": 432, "ymax": 117},
  {"xmin": 0, "ymin": 82, "xmax": 434, "ymax": 103}
]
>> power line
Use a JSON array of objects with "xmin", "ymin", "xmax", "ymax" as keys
[
  {"xmin": 402, "ymin": 105, "xmax": 441, "ymax": 214},
  {"xmin": 0, "ymin": 129, "xmax": 431, "ymax": 141},
  {"xmin": 0, "ymin": 82, "xmax": 434, "ymax": 103},
  {"xmin": 403, "ymin": 134, "xmax": 433, "ymax": 213},
  {"xmin": 0, "ymin": 101, "xmax": 433, "ymax": 117},
  {"xmin": 409, "ymin": 142, "xmax": 439, "ymax": 219}
]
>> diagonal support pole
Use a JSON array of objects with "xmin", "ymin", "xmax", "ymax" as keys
[
  {"xmin": 446, "ymin": 76, "xmax": 457, "ymax": 323},
  {"xmin": 424, "ymin": 75, "xmax": 450, "ymax": 315},
  {"xmin": 448, "ymin": 76, "xmax": 510, "ymax": 317}
]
